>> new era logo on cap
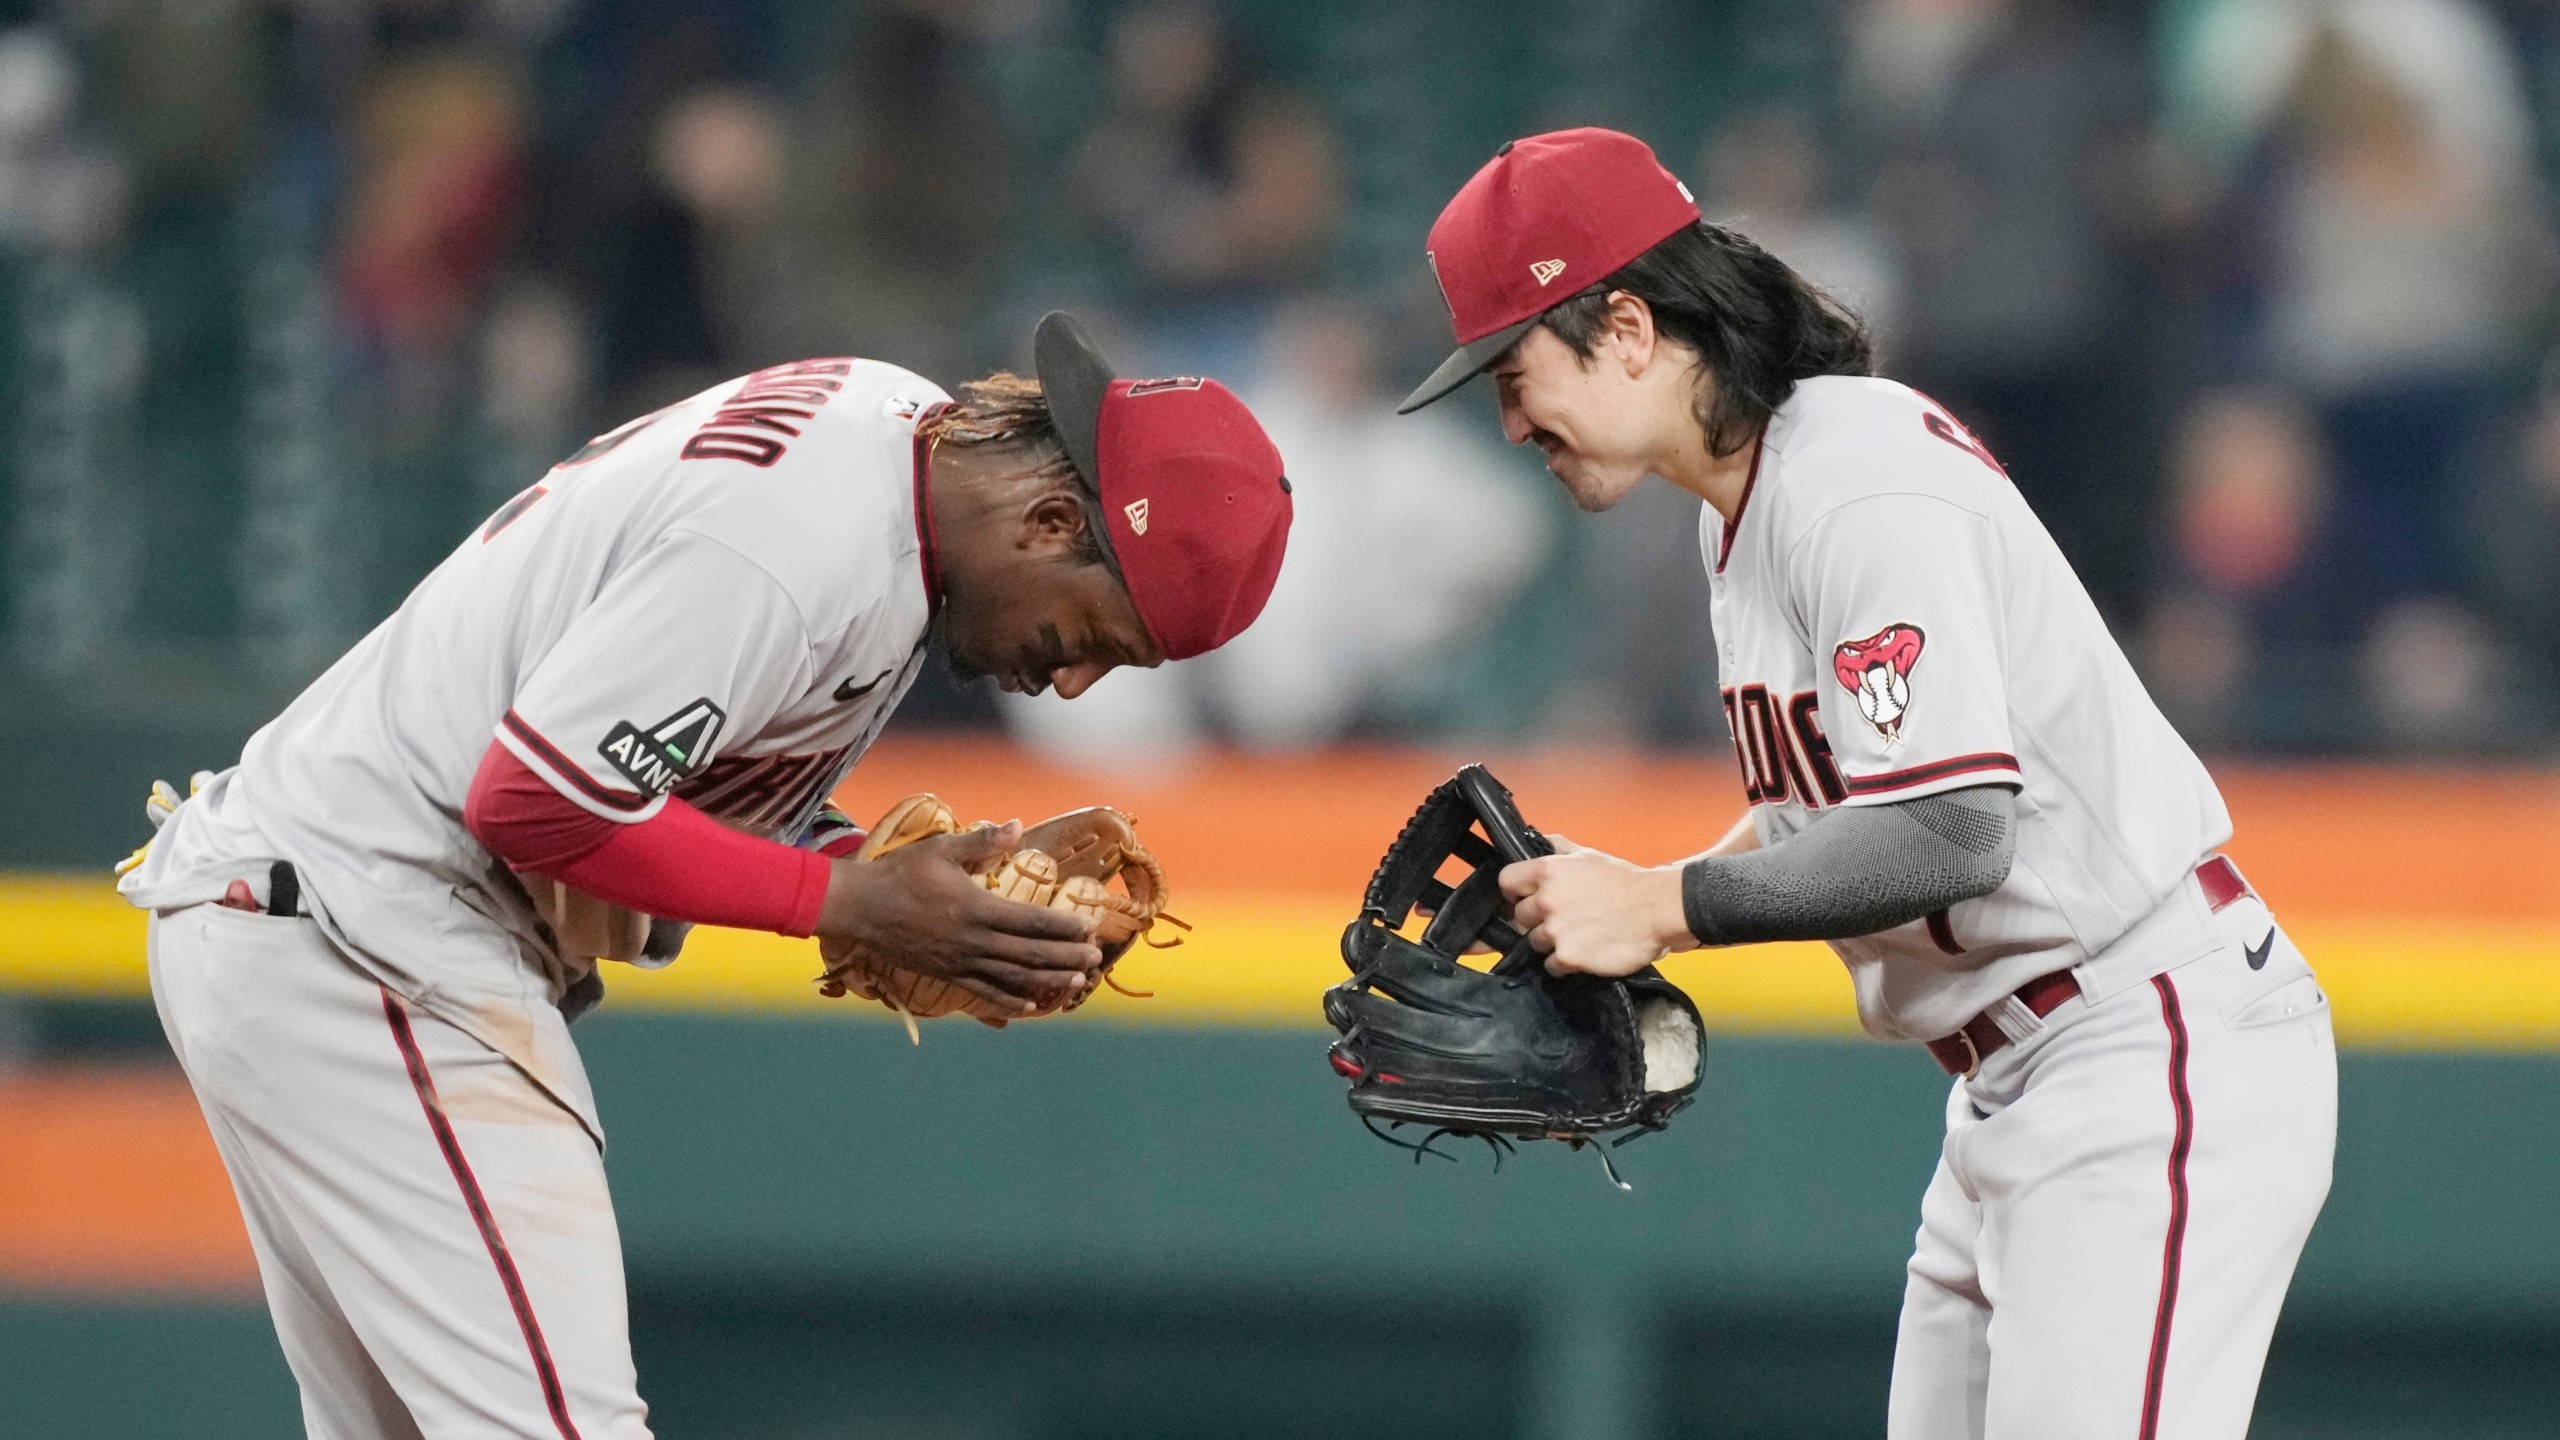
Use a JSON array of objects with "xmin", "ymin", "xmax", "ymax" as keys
[
  {"xmin": 1125, "ymin": 498, "xmax": 1150, "ymax": 535},
  {"xmin": 1530, "ymin": 259, "xmax": 1567, "ymax": 286}
]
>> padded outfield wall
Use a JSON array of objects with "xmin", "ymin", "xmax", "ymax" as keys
[{"xmin": 5, "ymin": 743, "xmax": 2558, "ymax": 1438}]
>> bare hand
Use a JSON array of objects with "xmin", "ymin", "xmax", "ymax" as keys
[
  {"xmin": 1497, "ymin": 836, "xmax": 1691, "ymax": 978},
  {"xmin": 816, "ymin": 822, "xmax": 1101, "ymax": 1015}
]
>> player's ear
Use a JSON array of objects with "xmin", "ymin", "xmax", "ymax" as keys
[
  {"xmin": 1605, "ymin": 290, "xmax": 1655, "ymax": 376},
  {"xmin": 1020, "ymin": 489, "xmax": 1089, "ymax": 554}
]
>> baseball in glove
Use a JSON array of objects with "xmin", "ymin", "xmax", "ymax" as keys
[
  {"xmin": 1323, "ymin": 765, "xmax": 1705, "ymax": 1189},
  {"xmin": 816, "ymin": 795, "xmax": 1180, "ymax": 1041}
]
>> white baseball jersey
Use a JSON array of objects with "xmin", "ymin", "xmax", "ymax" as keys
[
  {"xmin": 1704, "ymin": 375, "xmax": 2232, "ymax": 1042},
  {"xmin": 122, "ymin": 357, "xmax": 951, "ymax": 1129}
]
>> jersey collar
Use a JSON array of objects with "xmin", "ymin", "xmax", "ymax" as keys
[
  {"xmin": 1714, "ymin": 434, "xmax": 1764, "ymax": 573},
  {"xmin": 910, "ymin": 402, "xmax": 952, "ymax": 616}
]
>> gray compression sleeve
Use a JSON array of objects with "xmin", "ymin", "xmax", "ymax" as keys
[{"xmin": 1679, "ymin": 785, "xmax": 2016, "ymax": 947}]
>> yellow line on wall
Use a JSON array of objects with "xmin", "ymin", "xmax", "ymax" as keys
[
  {"xmin": 1, "ymin": 876, "xmax": 147, "ymax": 999},
  {"xmin": 7, "ymin": 875, "xmax": 2558, "ymax": 1051},
  {"xmin": 607, "ymin": 898, "xmax": 1873, "ymax": 1035}
]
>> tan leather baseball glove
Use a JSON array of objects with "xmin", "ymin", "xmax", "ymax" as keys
[{"xmin": 816, "ymin": 794, "xmax": 1179, "ymax": 1039}]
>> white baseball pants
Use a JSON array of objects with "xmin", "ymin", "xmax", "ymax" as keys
[
  {"xmin": 1886, "ymin": 892, "xmax": 2336, "ymax": 1440},
  {"xmin": 148, "ymin": 902, "xmax": 653, "ymax": 1440}
]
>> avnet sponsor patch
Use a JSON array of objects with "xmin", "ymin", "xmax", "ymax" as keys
[{"xmin": 599, "ymin": 699, "xmax": 726, "ymax": 796}]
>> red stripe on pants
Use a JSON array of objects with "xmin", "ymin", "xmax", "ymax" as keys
[
  {"xmin": 2139, "ymin": 973, "xmax": 2195, "ymax": 1440},
  {"xmin": 381, "ymin": 988, "xmax": 585, "ymax": 1440}
]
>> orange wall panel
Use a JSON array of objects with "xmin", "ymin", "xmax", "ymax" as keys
[{"xmin": 0, "ymin": 1068, "xmax": 259, "ymax": 1296}]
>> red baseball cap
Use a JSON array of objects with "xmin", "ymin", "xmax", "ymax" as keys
[
  {"xmin": 1398, "ymin": 127, "xmax": 1700, "ymax": 414},
  {"xmin": 1033, "ymin": 311, "xmax": 1293, "ymax": 661}
]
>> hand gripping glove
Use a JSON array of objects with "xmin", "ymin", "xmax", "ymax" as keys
[
  {"xmin": 814, "ymin": 795, "xmax": 1178, "ymax": 1039},
  {"xmin": 1322, "ymin": 764, "xmax": 1705, "ymax": 1189}
]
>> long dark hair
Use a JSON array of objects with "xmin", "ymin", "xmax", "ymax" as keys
[{"xmin": 1540, "ymin": 221, "xmax": 1874, "ymax": 457}]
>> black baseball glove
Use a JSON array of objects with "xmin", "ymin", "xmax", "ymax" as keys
[{"xmin": 1322, "ymin": 765, "xmax": 1705, "ymax": 1188}]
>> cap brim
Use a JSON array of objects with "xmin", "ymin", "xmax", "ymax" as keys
[
  {"xmin": 1033, "ymin": 311, "xmax": 1116, "ymax": 494},
  {"xmin": 1395, "ymin": 318, "xmax": 1537, "ymax": 414}
]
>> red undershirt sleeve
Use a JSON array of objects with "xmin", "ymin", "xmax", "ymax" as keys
[{"xmin": 463, "ymin": 740, "xmax": 831, "ymax": 937}]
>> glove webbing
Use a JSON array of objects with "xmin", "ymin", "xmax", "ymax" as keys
[{"xmin": 1359, "ymin": 765, "xmax": 1544, "ymax": 969}]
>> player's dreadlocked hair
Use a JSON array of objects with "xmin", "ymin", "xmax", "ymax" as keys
[
  {"xmin": 1540, "ymin": 221, "xmax": 1875, "ymax": 459},
  {"xmin": 922, "ymin": 372, "xmax": 1110, "ymax": 567}
]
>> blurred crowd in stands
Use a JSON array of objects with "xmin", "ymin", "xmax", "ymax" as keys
[{"xmin": 5, "ymin": 0, "xmax": 2560, "ymax": 760}]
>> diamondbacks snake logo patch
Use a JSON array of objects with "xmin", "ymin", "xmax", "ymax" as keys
[{"xmin": 1833, "ymin": 624, "xmax": 1926, "ymax": 741}]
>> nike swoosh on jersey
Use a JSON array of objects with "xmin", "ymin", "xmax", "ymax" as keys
[
  {"xmin": 2245, "ymin": 929, "xmax": 2276, "ymax": 970},
  {"xmin": 833, "ymin": 672, "xmax": 888, "ymax": 704}
]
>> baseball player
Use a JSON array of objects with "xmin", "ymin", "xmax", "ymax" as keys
[
  {"xmin": 1402, "ymin": 129, "xmax": 2335, "ymax": 1440},
  {"xmin": 116, "ymin": 312, "xmax": 1292, "ymax": 1439}
]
